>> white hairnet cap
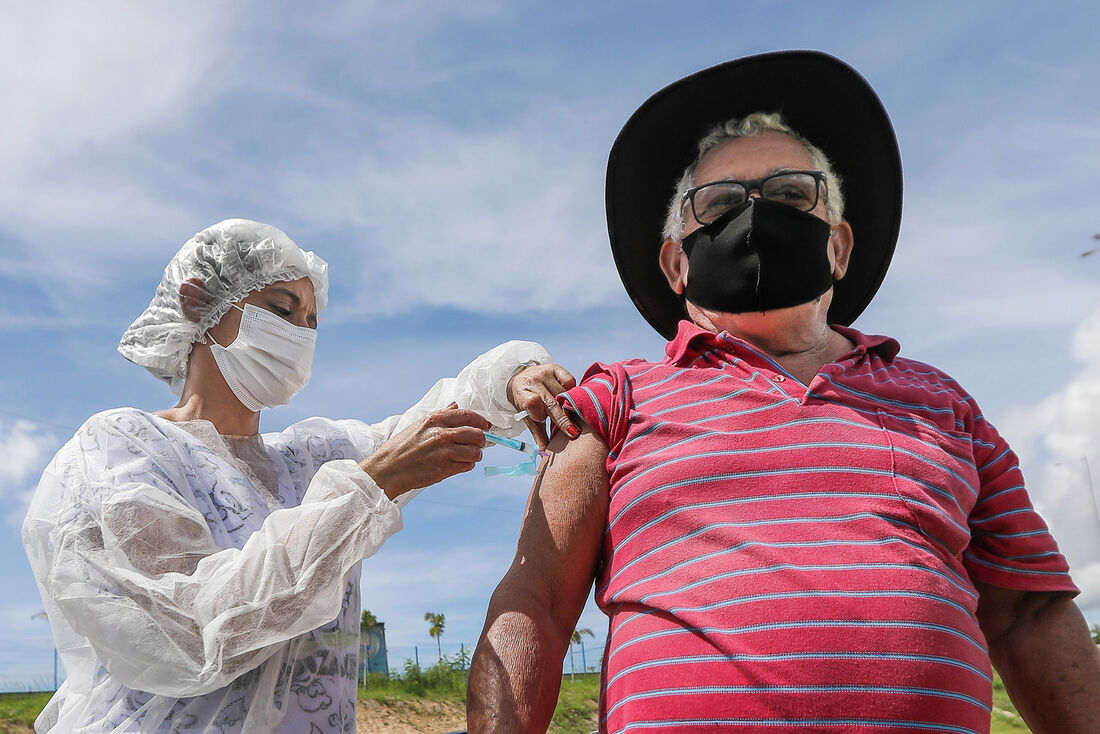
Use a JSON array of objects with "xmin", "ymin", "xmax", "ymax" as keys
[{"xmin": 118, "ymin": 218, "xmax": 329, "ymax": 389}]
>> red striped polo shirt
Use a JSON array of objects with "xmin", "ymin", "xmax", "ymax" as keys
[{"xmin": 560, "ymin": 320, "xmax": 1076, "ymax": 734}]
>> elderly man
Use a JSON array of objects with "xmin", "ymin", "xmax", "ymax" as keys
[{"xmin": 467, "ymin": 52, "xmax": 1100, "ymax": 734}]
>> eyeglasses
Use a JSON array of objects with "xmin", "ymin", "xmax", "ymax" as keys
[{"xmin": 681, "ymin": 170, "xmax": 826, "ymax": 227}]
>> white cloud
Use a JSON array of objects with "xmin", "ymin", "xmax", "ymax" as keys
[
  {"xmin": 0, "ymin": 420, "xmax": 58, "ymax": 486},
  {"xmin": 0, "ymin": 419, "xmax": 60, "ymax": 527},
  {"xmin": 0, "ymin": 4, "xmax": 239, "ymax": 258},
  {"xmin": 1000, "ymin": 301, "xmax": 1100, "ymax": 617},
  {"xmin": 882, "ymin": 112, "xmax": 1100, "ymax": 333},
  {"xmin": 0, "ymin": 6, "xmax": 221, "ymax": 165},
  {"xmin": 266, "ymin": 103, "xmax": 619, "ymax": 321},
  {"xmin": 297, "ymin": 0, "xmax": 510, "ymax": 48},
  {"xmin": 0, "ymin": 0, "xmax": 625, "ymax": 329}
]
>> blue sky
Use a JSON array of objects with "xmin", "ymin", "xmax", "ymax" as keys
[{"xmin": 2, "ymin": 1, "xmax": 1099, "ymax": 689}]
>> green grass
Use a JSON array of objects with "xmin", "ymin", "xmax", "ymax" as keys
[
  {"xmin": 991, "ymin": 671, "xmax": 1032, "ymax": 733},
  {"xmin": 543, "ymin": 671, "xmax": 1033, "ymax": 733},
  {"xmin": 358, "ymin": 655, "xmax": 470, "ymax": 704},
  {"xmin": 0, "ymin": 669, "xmax": 1033, "ymax": 733},
  {"xmin": 0, "ymin": 691, "xmax": 51, "ymax": 729},
  {"xmin": 358, "ymin": 658, "xmax": 600, "ymax": 732},
  {"xmin": 367, "ymin": 664, "xmax": 1029, "ymax": 733},
  {"xmin": 550, "ymin": 673, "xmax": 600, "ymax": 733}
]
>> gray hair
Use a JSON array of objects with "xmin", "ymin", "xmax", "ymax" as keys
[{"xmin": 662, "ymin": 111, "xmax": 845, "ymax": 241}]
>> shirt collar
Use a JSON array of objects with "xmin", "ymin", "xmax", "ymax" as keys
[
  {"xmin": 665, "ymin": 319, "xmax": 901, "ymax": 365},
  {"xmin": 831, "ymin": 324, "xmax": 900, "ymax": 362}
]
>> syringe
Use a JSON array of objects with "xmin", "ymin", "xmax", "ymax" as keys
[
  {"xmin": 482, "ymin": 430, "xmax": 549, "ymax": 476},
  {"xmin": 482, "ymin": 430, "xmax": 550, "ymax": 458}
]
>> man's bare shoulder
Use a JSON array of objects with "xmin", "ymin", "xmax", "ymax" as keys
[
  {"xmin": 515, "ymin": 427, "xmax": 610, "ymax": 552},
  {"xmin": 546, "ymin": 424, "xmax": 608, "ymax": 465}
]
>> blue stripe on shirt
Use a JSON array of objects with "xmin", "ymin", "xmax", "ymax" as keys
[
  {"xmin": 612, "ymin": 482, "xmax": 969, "ymax": 550},
  {"xmin": 612, "ymin": 717, "xmax": 982, "ymax": 734},
  {"xmin": 605, "ymin": 619, "xmax": 987, "ymax": 665},
  {"xmin": 628, "ymin": 562, "xmax": 975, "ymax": 606},
  {"xmin": 603, "ymin": 683, "xmax": 989, "ymax": 722},
  {"xmin": 599, "ymin": 525, "xmax": 970, "ymax": 597},
  {"xmin": 604, "ymin": 650, "xmax": 992, "ymax": 690}
]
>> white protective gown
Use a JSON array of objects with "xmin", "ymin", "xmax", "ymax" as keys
[{"xmin": 23, "ymin": 340, "xmax": 548, "ymax": 733}]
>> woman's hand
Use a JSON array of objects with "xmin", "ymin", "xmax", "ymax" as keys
[
  {"xmin": 360, "ymin": 406, "xmax": 491, "ymax": 500},
  {"xmin": 507, "ymin": 363, "xmax": 579, "ymax": 449}
]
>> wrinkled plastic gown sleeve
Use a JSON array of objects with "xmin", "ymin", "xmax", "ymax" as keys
[
  {"xmin": 365, "ymin": 339, "xmax": 550, "ymax": 509},
  {"xmin": 25, "ymin": 454, "xmax": 390, "ymax": 702},
  {"xmin": 21, "ymin": 340, "xmax": 548, "ymax": 702}
]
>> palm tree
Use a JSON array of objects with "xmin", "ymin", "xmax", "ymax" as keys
[
  {"xmin": 361, "ymin": 609, "xmax": 377, "ymax": 631},
  {"xmin": 568, "ymin": 627, "xmax": 594, "ymax": 680},
  {"xmin": 424, "ymin": 612, "xmax": 446, "ymax": 661},
  {"xmin": 359, "ymin": 610, "xmax": 379, "ymax": 683}
]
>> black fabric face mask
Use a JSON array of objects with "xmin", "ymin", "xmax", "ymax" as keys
[{"xmin": 679, "ymin": 198, "xmax": 835, "ymax": 314}]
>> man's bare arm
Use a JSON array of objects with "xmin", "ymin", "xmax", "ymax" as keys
[
  {"xmin": 467, "ymin": 428, "xmax": 610, "ymax": 733},
  {"xmin": 975, "ymin": 580, "xmax": 1100, "ymax": 733}
]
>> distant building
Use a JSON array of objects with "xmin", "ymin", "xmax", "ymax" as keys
[{"xmin": 359, "ymin": 621, "xmax": 389, "ymax": 678}]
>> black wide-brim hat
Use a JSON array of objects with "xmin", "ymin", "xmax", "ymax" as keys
[{"xmin": 606, "ymin": 50, "xmax": 902, "ymax": 339}]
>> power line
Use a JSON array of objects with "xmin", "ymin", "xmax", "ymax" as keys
[
  {"xmin": 0, "ymin": 407, "xmax": 78, "ymax": 435},
  {"xmin": 415, "ymin": 497, "xmax": 524, "ymax": 514}
]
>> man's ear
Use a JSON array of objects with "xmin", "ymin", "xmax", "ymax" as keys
[
  {"xmin": 179, "ymin": 278, "xmax": 208, "ymax": 323},
  {"xmin": 829, "ymin": 220, "xmax": 854, "ymax": 281},
  {"xmin": 658, "ymin": 239, "xmax": 688, "ymax": 294}
]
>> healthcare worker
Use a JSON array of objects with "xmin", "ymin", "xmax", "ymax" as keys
[{"xmin": 22, "ymin": 218, "xmax": 577, "ymax": 733}]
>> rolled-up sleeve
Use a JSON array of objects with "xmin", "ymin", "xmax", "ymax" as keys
[{"xmin": 963, "ymin": 417, "xmax": 1078, "ymax": 594}]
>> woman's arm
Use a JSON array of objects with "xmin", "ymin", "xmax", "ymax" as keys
[
  {"xmin": 353, "ymin": 340, "xmax": 576, "ymax": 507},
  {"xmin": 23, "ymin": 409, "xmax": 488, "ymax": 698}
]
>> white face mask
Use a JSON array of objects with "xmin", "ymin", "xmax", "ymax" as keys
[{"xmin": 207, "ymin": 303, "xmax": 316, "ymax": 412}]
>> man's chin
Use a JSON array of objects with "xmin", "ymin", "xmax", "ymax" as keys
[
  {"xmin": 685, "ymin": 296, "xmax": 830, "ymax": 336},
  {"xmin": 692, "ymin": 301, "xmax": 814, "ymax": 321}
]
